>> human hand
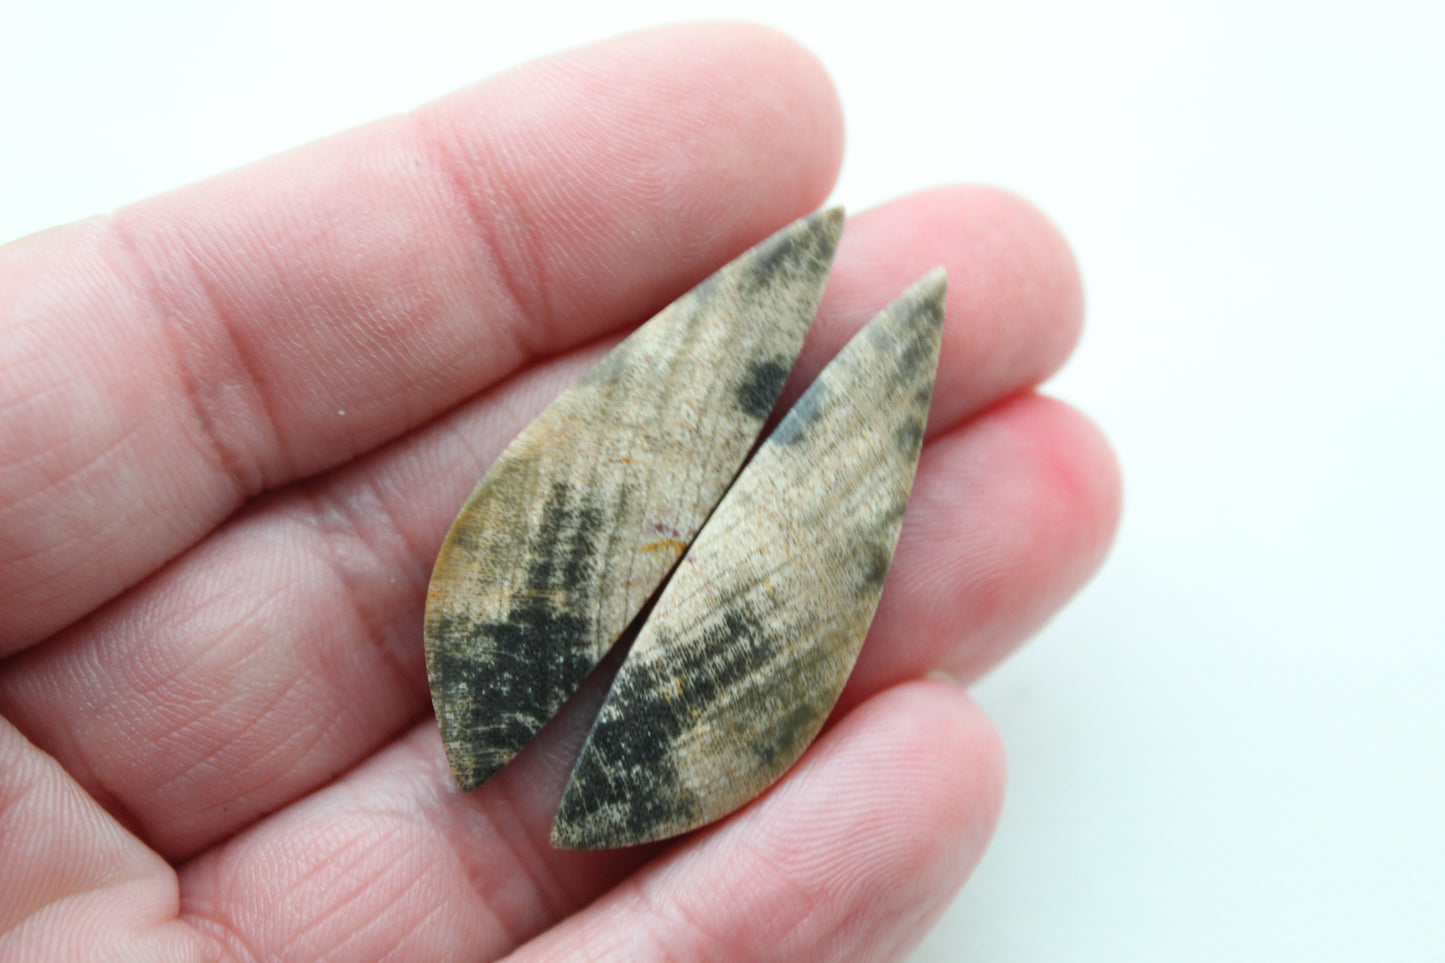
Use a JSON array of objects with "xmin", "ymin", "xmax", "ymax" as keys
[{"xmin": 0, "ymin": 23, "xmax": 1120, "ymax": 962}]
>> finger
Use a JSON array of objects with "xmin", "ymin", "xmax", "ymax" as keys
[
  {"xmin": 0, "ymin": 719, "xmax": 215, "ymax": 960},
  {"xmin": 0, "ymin": 347, "xmax": 610, "ymax": 859},
  {"xmin": 846, "ymin": 391, "xmax": 1122, "ymax": 703},
  {"xmin": 178, "ymin": 664, "xmax": 660, "ymax": 963},
  {"xmin": 0, "ymin": 21, "xmax": 843, "ymax": 654},
  {"xmin": 0, "ymin": 389, "xmax": 1107, "ymax": 869},
  {"xmin": 0, "ymin": 186, "xmax": 1096, "ymax": 859},
  {"xmin": 506, "ymin": 681, "xmax": 1003, "ymax": 963},
  {"xmin": 782, "ymin": 184, "xmax": 1083, "ymax": 432},
  {"xmin": 175, "ymin": 680, "xmax": 1001, "ymax": 963}
]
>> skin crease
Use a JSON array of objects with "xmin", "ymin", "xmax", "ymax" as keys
[{"xmin": 0, "ymin": 21, "xmax": 1120, "ymax": 963}]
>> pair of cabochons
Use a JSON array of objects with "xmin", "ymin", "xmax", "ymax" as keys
[{"xmin": 424, "ymin": 208, "xmax": 946, "ymax": 849}]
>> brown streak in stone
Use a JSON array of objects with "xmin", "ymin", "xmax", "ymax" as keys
[{"xmin": 641, "ymin": 539, "xmax": 689, "ymax": 555}]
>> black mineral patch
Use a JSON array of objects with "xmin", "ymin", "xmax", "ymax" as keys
[
  {"xmin": 860, "ymin": 539, "xmax": 895, "ymax": 594},
  {"xmin": 735, "ymin": 356, "xmax": 791, "ymax": 420},
  {"xmin": 773, "ymin": 379, "xmax": 829, "ymax": 446},
  {"xmin": 739, "ymin": 230, "xmax": 798, "ymax": 293},
  {"xmin": 557, "ymin": 583, "xmax": 842, "ymax": 846},
  {"xmin": 746, "ymin": 695, "xmax": 821, "ymax": 773},
  {"xmin": 738, "ymin": 211, "xmax": 838, "ymax": 294},
  {"xmin": 483, "ymin": 482, "xmax": 600, "ymax": 686},
  {"xmin": 895, "ymin": 308, "xmax": 940, "ymax": 374},
  {"xmin": 868, "ymin": 304, "xmax": 940, "ymax": 388},
  {"xmin": 560, "ymin": 601, "xmax": 778, "ymax": 844},
  {"xmin": 431, "ymin": 480, "xmax": 609, "ymax": 789},
  {"xmin": 896, "ymin": 412, "xmax": 926, "ymax": 455},
  {"xmin": 556, "ymin": 652, "xmax": 697, "ymax": 845}
]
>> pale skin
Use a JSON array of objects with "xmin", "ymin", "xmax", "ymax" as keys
[{"xmin": 0, "ymin": 22, "xmax": 1121, "ymax": 963}]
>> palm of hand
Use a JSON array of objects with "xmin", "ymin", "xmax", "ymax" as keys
[{"xmin": 0, "ymin": 23, "xmax": 1118, "ymax": 963}]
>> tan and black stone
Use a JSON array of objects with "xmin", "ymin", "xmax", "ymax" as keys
[
  {"xmin": 552, "ymin": 270, "xmax": 948, "ymax": 849},
  {"xmin": 425, "ymin": 209, "xmax": 844, "ymax": 791}
]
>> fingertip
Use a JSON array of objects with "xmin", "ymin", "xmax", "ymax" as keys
[
  {"xmin": 940, "ymin": 183, "xmax": 1085, "ymax": 326},
  {"xmin": 869, "ymin": 681, "xmax": 1007, "ymax": 959},
  {"xmin": 852, "ymin": 392, "xmax": 1120, "ymax": 691},
  {"xmin": 767, "ymin": 679, "xmax": 1007, "ymax": 884},
  {"xmin": 417, "ymin": 19, "xmax": 846, "ymax": 338},
  {"xmin": 803, "ymin": 185, "xmax": 1084, "ymax": 424},
  {"xmin": 670, "ymin": 20, "xmax": 846, "ymax": 165},
  {"xmin": 873, "ymin": 679, "xmax": 1008, "ymax": 862},
  {"xmin": 503, "ymin": 19, "xmax": 846, "ymax": 196},
  {"xmin": 773, "ymin": 680, "xmax": 1008, "ymax": 955},
  {"xmin": 644, "ymin": 21, "xmax": 846, "ymax": 236},
  {"xmin": 904, "ymin": 184, "xmax": 1084, "ymax": 390},
  {"xmin": 985, "ymin": 393, "xmax": 1123, "ymax": 582}
]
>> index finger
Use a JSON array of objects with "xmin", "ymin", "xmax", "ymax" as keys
[{"xmin": 0, "ymin": 22, "xmax": 843, "ymax": 654}]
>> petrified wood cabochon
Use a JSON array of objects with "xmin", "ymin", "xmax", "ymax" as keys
[
  {"xmin": 553, "ymin": 270, "xmax": 947, "ymax": 849},
  {"xmin": 425, "ymin": 210, "xmax": 844, "ymax": 790}
]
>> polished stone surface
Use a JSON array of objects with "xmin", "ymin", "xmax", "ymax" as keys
[
  {"xmin": 553, "ymin": 270, "xmax": 946, "ymax": 849},
  {"xmin": 425, "ymin": 210, "xmax": 843, "ymax": 790}
]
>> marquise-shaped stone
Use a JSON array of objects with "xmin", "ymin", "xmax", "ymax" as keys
[
  {"xmin": 552, "ymin": 270, "xmax": 947, "ymax": 848},
  {"xmin": 425, "ymin": 209, "xmax": 844, "ymax": 790}
]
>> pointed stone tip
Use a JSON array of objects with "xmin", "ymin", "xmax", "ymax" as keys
[
  {"xmin": 815, "ymin": 204, "xmax": 845, "ymax": 234},
  {"xmin": 789, "ymin": 205, "xmax": 845, "ymax": 251},
  {"xmin": 548, "ymin": 813, "xmax": 655, "ymax": 851},
  {"xmin": 902, "ymin": 268, "xmax": 948, "ymax": 334},
  {"xmin": 548, "ymin": 782, "xmax": 623, "ymax": 850},
  {"xmin": 445, "ymin": 749, "xmax": 502, "ymax": 793},
  {"xmin": 450, "ymin": 759, "xmax": 486, "ymax": 792},
  {"xmin": 549, "ymin": 748, "xmax": 678, "ymax": 850},
  {"xmin": 548, "ymin": 805, "xmax": 604, "ymax": 851},
  {"xmin": 913, "ymin": 267, "xmax": 948, "ymax": 307},
  {"xmin": 548, "ymin": 820, "xmax": 585, "ymax": 850}
]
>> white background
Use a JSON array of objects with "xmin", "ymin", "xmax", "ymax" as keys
[{"xmin": 5, "ymin": 1, "xmax": 1443, "ymax": 959}]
